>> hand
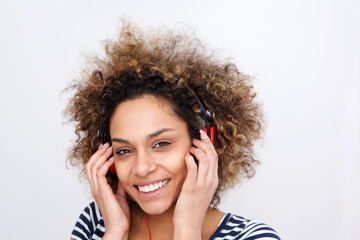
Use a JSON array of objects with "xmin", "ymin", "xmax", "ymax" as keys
[
  {"xmin": 173, "ymin": 130, "xmax": 219, "ymax": 239},
  {"xmin": 85, "ymin": 143, "xmax": 130, "ymax": 240}
]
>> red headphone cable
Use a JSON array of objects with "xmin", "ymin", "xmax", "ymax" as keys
[{"xmin": 145, "ymin": 212, "xmax": 152, "ymax": 240}]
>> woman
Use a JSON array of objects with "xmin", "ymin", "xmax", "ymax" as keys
[{"xmin": 65, "ymin": 20, "xmax": 280, "ymax": 240}]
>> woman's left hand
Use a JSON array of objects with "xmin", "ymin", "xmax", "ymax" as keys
[{"xmin": 173, "ymin": 129, "xmax": 219, "ymax": 240}]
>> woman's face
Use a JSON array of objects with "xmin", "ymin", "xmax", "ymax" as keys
[{"xmin": 109, "ymin": 95, "xmax": 192, "ymax": 214}]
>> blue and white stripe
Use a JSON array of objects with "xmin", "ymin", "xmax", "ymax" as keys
[
  {"xmin": 71, "ymin": 202, "xmax": 280, "ymax": 240},
  {"xmin": 71, "ymin": 202, "xmax": 104, "ymax": 240},
  {"xmin": 210, "ymin": 214, "xmax": 281, "ymax": 240}
]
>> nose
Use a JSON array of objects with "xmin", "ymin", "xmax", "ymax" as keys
[{"xmin": 132, "ymin": 150, "xmax": 157, "ymax": 177}]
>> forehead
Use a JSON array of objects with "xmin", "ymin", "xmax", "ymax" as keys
[{"xmin": 109, "ymin": 95, "xmax": 185, "ymax": 136}]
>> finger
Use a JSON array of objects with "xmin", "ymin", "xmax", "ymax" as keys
[
  {"xmin": 115, "ymin": 182, "xmax": 130, "ymax": 218},
  {"xmin": 116, "ymin": 181, "xmax": 126, "ymax": 197},
  {"xmin": 190, "ymin": 147, "xmax": 218, "ymax": 194},
  {"xmin": 212, "ymin": 154, "xmax": 219, "ymax": 180},
  {"xmin": 184, "ymin": 153, "xmax": 198, "ymax": 185},
  {"xmin": 192, "ymin": 130, "xmax": 219, "ymax": 187},
  {"xmin": 189, "ymin": 146, "xmax": 210, "ymax": 183},
  {"xmin": 193, "ymin": 131, "xmax": 218, "ymax": 177},
  {"xmin": 91, "ymin": 146, "xmax": 113, "ymax": 188},
  {"xmin": 85, "ymin": 143, "xmax": 109, "ymax": 184},
  {"xmin": 86, "ymin": 144, "xmax": 112, "ymax": 195},
  {"xmin": 96, "ymin": 156, "xmax": 115, "ymax": 178},
  {"xmin": 199, "ymin": 129, "xmax": 211, "ymax": 141},
  {"xmin": 95, "ymin": 156, "xmax": 116, "ymax": 191},
  {"xmin": 192, "ymin": 136, "xmax": 215, "ymax": 157},
  {"xmin": 87, "ymin": 143, "xmax": 110, "ymax": 166},
  {"xmin": 91, "ymin": 146, "xmax": 113, "ymax": 173}
]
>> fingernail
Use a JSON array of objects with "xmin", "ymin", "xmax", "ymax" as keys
[
  {"xmin": 200, "ymin": 129, "xmax": 207, "ymax": 139},
  {"xmin": 106, "ymin": 146, "xmax": 113, "ymax": 152}
]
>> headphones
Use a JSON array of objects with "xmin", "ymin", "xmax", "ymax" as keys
[
  {"xmin": 185, "ymin": 85, "xmax": 217, "ymax": 148},
  {"xmin": 98, "ymin": 85, "xmax": 217, "ymax": 175}
]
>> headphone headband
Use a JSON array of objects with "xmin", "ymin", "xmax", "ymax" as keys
[
  {"xmin": 98, "ymin": 82, "xmax": 214, "ymax": 144},
  {"xmin": 185, "ymin": 85, "xmax": 213, "ymax": 123}
]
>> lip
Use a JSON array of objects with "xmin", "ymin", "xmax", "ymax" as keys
[
  {"xmin": 134, "ymin": 178, "xmax": 169, "ymax": 187},
  {"xmin": 134, "ymin": 178, "xmax": 171, "ymax": 199}
]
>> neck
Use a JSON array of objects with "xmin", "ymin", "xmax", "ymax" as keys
[
  {"xmin": 129, "ymin": 204, "xmax": 176, "ymax": 239},
  {"xmin": 128, "ymin": 204, "xmax": 224, "ymax": 240}
]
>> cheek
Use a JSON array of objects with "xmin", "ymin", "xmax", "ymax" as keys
[
  {"xmin": 163, "ymin": 151, "xmax": 188, "ymax": 177},
  {"xmin": 114, "ymin": 162, "xmax": 131, "ymax": 183},
  {"xmin": 170, "ymin": 142, "xmax": 191, "ymax": 174}
]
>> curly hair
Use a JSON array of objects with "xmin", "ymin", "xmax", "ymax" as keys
[{"xmin": 64, "ymin": 20, "xmax": 264, "ymax": 208}]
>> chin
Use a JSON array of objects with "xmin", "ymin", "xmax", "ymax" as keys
[
  {"xmin": 137, "ymin": 199, "xmax": 174, "ymax": 215},
  {"xmin": 143, "ymin": 207, "xmax": 168, "ymax": 215}
]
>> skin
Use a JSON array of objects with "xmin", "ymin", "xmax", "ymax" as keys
[{"xmin": 83, "ymin": 95, "xmax": 223, "ymax": 240}]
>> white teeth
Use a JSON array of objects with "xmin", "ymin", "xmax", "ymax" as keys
[{"xmin": 138, "ymin": 179, "xmax": 170, "ymax": 193}]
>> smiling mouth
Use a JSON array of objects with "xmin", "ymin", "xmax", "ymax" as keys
[{"xmin": 135, "ymin": 179, "xmax": 170, "ymax": 193}]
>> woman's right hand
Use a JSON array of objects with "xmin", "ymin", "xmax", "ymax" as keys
[{"xmin": 85, "ymin": 143, "xmax": 130, "ymax": 240}]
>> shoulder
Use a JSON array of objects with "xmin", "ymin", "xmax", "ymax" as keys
[
  {"xmin": 210, "ymin": 213, "xmax": 281, "ymax": 240},
  {"xmin": 71, "ymin": 201, "xmax": 105, "ymax": 240}
]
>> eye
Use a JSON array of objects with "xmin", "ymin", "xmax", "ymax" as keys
[
  {"xmin": 153, "ymin": 141, "xmax": 170, "ymax": 148},
  {"xmin": 115, "ymin": 148, "xmax": 133, "ymax": 155}
]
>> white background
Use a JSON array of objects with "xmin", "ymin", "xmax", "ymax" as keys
[{"xmin": 0, "ymin": 0, "xmax": 359, "ymax": 239}]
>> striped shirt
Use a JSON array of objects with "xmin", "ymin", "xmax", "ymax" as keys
[{"xmin": 71, "ymin": 202, "xmax": 280, "ymax": 240}]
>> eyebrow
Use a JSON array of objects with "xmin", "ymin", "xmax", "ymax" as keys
[
  {"xmin": 112, "ymin": 128, "xmax": 175, "ymax": 144},
  {"xmin": 111, "ymin": 138, "xmax": 130, "ymax": 144},
  {"xmin": 147, "ymin": 128, "xmax": 175, "ymax": 140}
]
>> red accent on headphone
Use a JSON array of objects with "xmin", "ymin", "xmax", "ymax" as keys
[
  {"xmin": 203, "ymin": 126, "xmax": 217, "ymax": 150},
  {"xmin": 109, "ymin": 163, "xmax": 117, "ymax": 174}
]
